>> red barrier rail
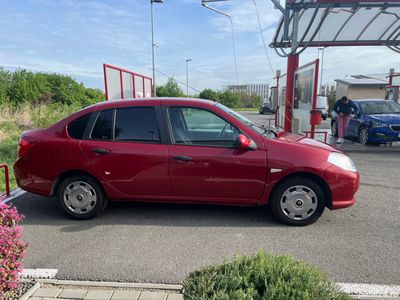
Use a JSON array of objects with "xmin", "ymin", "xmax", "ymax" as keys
[
  {"xmin": 303, "ymin": 131, "xmax": 328, "ymax": 143},
  {"xmin": 0, "ymin": 164, "xmax": 10, "ymax": 198}
]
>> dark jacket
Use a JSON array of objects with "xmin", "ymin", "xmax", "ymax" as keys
[{"xmin": 333, "ymin": 99, "xmax": 358, "ymax": 115}]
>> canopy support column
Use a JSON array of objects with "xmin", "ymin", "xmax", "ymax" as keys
[{"xmin": 284, "ymin": 54, "xmax": 299, "ymax": 132}]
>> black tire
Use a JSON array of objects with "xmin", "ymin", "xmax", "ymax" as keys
[
  {"xmin": 331, "ymin": 120, "xmax": 338, "ymax": 137},
  {"xmin": 269, "ymin": 177, "xmax": 325, "ymax": 226},
  {"xmin": 57, "ymin": 175, "xmax": 107, "ymax": 220},
  {"xmin": 358, "ymin": 126, "xmax": 369, "ymax": 145}
]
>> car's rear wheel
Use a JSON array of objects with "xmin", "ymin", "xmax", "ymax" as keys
[
  {"xmin": 331, "ymin": 120, "xmax": 338, "ymax": 137},
  {"xmin": 270, "ymin": 177, "xmax": 325, "ymax": 226},
  {"xmin": 358, "ymin": 126, "xmax": 369, "ymax": 145},
  {"xmin": 57, "ymin": 175, "xmax": 107, "ymax": 220}
]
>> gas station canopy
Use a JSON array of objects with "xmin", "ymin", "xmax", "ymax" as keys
[{"xmin": 271, "ymin": 0, "xmax": 400, "ymax": 54}]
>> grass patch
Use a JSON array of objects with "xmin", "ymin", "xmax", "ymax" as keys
[
  {"xmin": 183, "ymin": 252, "xmax": 350, "ymax": 300},
  {"xmin": 0, "ymin": 103, "xmax": 82, "ymax": 192}
]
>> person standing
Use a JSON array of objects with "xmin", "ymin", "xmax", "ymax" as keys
[{"xmin": 333, "ymin": 96, "xmax": 359, "ymax": 143}]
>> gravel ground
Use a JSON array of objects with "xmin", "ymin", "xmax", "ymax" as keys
[{"xmin": 4, "ymin": 281, "xmax": 34, "ymax": 300}]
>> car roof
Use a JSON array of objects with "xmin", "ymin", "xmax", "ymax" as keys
[
  {"xmin": 354, "ymin": 99, "xmax": 391, "ymax": 103},
  {"xmin": 87, "ymin": 97, "xmax": 217, "ymax": 111}
]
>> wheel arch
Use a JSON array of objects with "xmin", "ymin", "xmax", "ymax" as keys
[
  {"xmin": 51, "ymin": 169, "xmax": 107, "ymax": 198},
  {"xmin": 267, "ymin": 172, "xmax": 332, "ymax": 209}
]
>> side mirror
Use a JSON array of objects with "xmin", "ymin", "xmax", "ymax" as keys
[{"xmin": 236, "ymin": 134, "xmax": 257, "ymax": 150}]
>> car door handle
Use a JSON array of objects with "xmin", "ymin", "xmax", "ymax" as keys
[
  {"xmin": 173, "ymin": 155, "xmax": 192, "ymax": 161},
  {"xmin": 92, "ymin": 148, "xmax": 110, "ymax": 155}
]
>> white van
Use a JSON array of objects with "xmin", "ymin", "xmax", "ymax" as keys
[{"xmin": 316, "ymin": 96, "xmax": 329, "ymax": 120}]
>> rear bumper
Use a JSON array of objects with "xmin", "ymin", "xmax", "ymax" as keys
[
  {"xmin": 14, "ymin": 158, "xmax": 52, "ymax": 197},
  {"xmin": 323, "ymin": 165, "xmax": 360, "ymax": 210}
]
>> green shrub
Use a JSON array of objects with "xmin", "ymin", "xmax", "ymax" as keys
[
  {"xmin": 0, "ymin": 68, "xmax": 104, "ymax": 107},
  {"xmin": 183, "ymin": 252, "xmax": 350, "ymax": 300}
]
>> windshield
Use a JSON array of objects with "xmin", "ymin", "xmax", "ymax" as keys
[
  {"xmin": 360, "ymin": 101, "xmax": 400, "ymax": 115},
  {"xmin": 215, "ymin": 103, "xmax": 275, "ymax": 137}
]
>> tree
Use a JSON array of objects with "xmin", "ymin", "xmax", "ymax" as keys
[
  {"xmin": 218, "ymin": 90, "xmax": 240, "ymax": 108},
  {"xmin": 156, "ymin": 78, "xmax": 184, "ymax": 97},
  {"xmin": 199, "ymin": 89, "xmax": 219, "ymax": 101}
]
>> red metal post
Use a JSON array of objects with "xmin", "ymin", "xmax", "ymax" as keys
[
  {"xmin": 143, "ymin": 77, "xmax": 146, "ymax": 98},
  {"xmin": 120, "ymin": 70, "xmax": 124, "ymax": 99},
  {"xmin": 311, "ymin": 59, "xmax": 320, "ymax": 139},
  {"xmin": 103, "ymin": 64, "xmax": 109, "ymax": 101},
  {"xmin": 133, "ymin": 75, "xmax": 136, "ymax": 98},
  {"xmin": 284, "ymin": 54, "xmax": 299, "ymax": 133},
  {"xmin": 275, "ymin": 71, "xmax": 280, "ymax": 128},
  {"xmin": 0, "ymin": 164, "xmax": 10, "ymax": 198}
]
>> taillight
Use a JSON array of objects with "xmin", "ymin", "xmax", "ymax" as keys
[{"xmin": 18, "ymin": 138, "xmax": 35, "ymax": 157}]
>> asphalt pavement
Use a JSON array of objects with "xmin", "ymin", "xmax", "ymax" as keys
[
  {"xmin": 7, "ymin": 112, "xmax": 400, "ymax": 286},
  {"xmin": 9, "ymin": 150, "xmax": 400, "ymax": 286}
]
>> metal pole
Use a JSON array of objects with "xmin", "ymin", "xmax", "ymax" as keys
[
  {"xmin": 202, "ymin": 2, "xmax": 239, "ymax": 84},
  {"xmin": 186, "ymin": 59, "xmax": 191, "ymax": 97},
  {"xmin": 319, "ymin": 47, "xmax": 325, "ymax": 94},
  {"xmin": 151, "ymin": 1, "xmax": 156, "ymax": 97},
  {"xmin": 284, "ymin": 10, "xmax": 300, "ymax": 133}
]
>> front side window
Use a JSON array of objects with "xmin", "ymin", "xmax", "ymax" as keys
[
  {"xmin": 168, "ymin": 107, "xmax": 239, "ymax": 147},
  {"xmin": 115, "ymin": 107, "xmax": 160, "ymax": 142},
  {"xmin": 91, "ymin": 109, "xmax": 113, "ymax": 140}
]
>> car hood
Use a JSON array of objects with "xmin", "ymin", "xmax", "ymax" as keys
[
  {"xmin": 274, "ymin": 132, "xmax": 340, "ymax": 152},
  {"xmin": 366, "ymin": 114, "xmax": 400, "ymax": 124}
]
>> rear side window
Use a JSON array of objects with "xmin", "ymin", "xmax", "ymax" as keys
[
  {"xmin": 115, "ymin": 107, "xmax": 160, "ymax": 142},
  {"xmin": 67, "ymin": 113, "xmax": 92, "ymax": 140},
  {"xmin": 91, "ymin": 109, "xmax": 113, "ymax": 140}
]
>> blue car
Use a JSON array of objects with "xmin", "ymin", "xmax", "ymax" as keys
[
  {"xmin": 259, "ymin": 101, "xmax": 273, "ymax": 114},
  {"xmin": 331, "ymin": 99, "xmax": 400, "ymax": 145}
]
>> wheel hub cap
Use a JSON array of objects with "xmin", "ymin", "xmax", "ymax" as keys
[
  {"xmin": 280, "ymin": 185, "xmax": 318, "ymax": 221},
  {"xmin": 63, "ymin": 181, "xmax": 97, "ymax": 215}
]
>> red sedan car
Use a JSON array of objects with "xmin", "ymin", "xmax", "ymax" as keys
[{"xmin": 14, "ymin": 98, "xmax": 360, "ymax": 225}]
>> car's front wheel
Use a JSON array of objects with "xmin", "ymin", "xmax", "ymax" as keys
[
  {"xmin": 57, "ymin": 175, "xmax": 107, "ymax": 220},
  {"xmin": 358, "ymin": 126, "xmax": 369, "ymax": 145},
  {"xmin": 270, "ymin": 177, "xmax": 325, "ymax": 226}
]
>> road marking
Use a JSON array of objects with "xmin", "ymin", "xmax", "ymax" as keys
[
  {"xmin": 338, "ymin": 283, "xmax": 400, "ymax": 297},
  {"xmin": 2, "ymin": 188, "xmax": 26, "ymax": 204},
  {"xmin": 21, "ymin": 269, "xmax": 58, "ymax": 279}
]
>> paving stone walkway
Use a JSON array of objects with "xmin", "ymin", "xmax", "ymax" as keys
[{"xmin": 26, "ymin": 285, "xmax": 183, "ymax": 300}]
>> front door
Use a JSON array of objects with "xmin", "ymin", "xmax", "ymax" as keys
[
  {"xmin": 167, "ymin": 106, "xmax": 267, "ymax": 203},
  {"xmin": 80, "ymin": 106, "xmax": 170, "ymax": 198}
]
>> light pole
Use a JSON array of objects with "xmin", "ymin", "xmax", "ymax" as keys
[
  {"xmin": 186, "ymin": 59, "xmax": 192, "ymax": 97},
  {"xmin": 201, "ymin": 0, "xmax": 239, "ymax": 85},
  {"xmin": 151, "ymin": 0, "xmax": 163, "ymax": 98},
  {"xmin": 318, "ymin": 47, "xmax": 325, "ymax": 94}
]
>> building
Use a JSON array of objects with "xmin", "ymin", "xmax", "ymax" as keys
[
  {"xmin": 226, "ymin": 84, "xmax": 269, "ymax": 102},
  {"xmin": 335, "ymin": 74, "xmax": 388, "ymax": 100}
]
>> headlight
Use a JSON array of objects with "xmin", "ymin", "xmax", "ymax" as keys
[
  {"xmin": 328, "ymin": 152, "xmax": 357, "ymax": 172},
  {"xmin": 370, "ymin": 120, "xmax": 387, "ymax": 128}
]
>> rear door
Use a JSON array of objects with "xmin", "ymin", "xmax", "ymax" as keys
[
  {"xmin": 165, "ymin": 105, "xmax": 267, "ymax": 203},
  {"xmin": 80, "ymin": 104, "xmax": 170, "ymax": 198}
]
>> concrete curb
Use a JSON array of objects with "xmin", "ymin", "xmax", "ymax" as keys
[
  {"xmin": 18, "ymin": 282, "xmax": 40, "ymax": 300},
  {"xmin": 338, "ymin": 283, "xmax": 400, "ymax": 298}
]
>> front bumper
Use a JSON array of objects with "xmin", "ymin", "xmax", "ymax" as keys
[
  {"xmin": 323, "ymin": 164, "xmax": 360, "ymax": 210},
  {"xmin": 368, "ymin": 127, "xmax": 400, "ymax": 143}
]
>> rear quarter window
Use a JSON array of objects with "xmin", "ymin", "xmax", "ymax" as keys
[
  {"xmin": 91, "ymin": 109, "xmax": 114, "ymax": 140},
  {"xmin": 67, "ymin": 113, "xmax": 92, "ymax": 140}
]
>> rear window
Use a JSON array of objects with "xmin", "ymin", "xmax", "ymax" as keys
[
  {"xmin": 91, "ymin": 109, "xmax": 113, "ymax": 140},
  {"xmin": 115, "ymin": 107, "xmax": 160, "ymax": 142},
  {"xmin": 67, "ymin": 113, "xmax": 92, "ymax": 140}
]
